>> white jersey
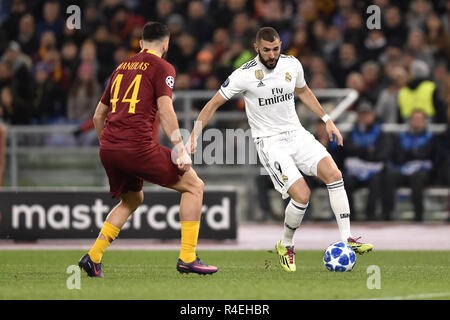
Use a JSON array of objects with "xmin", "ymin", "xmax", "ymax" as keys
[{"xmin": 219, "ymin": 54, "xmax": 306, "ymax": 138}]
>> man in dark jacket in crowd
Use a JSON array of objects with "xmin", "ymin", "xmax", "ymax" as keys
[
  {"xmin": 382, "ymin": 110, "xmax": 435, "ymax": 221},
  {"xmin": 343, "ymin": 100, "xmax": 390, "ymax": 221}
]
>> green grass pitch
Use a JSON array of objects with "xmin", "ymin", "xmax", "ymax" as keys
[{"xmin": 0, "ymin": 250, "xmax": 449, "ymax": 300}]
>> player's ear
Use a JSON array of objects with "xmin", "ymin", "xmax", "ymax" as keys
[
  {"xmin": 253, "ymin": 41, "xmax": 258, "ymax": 53},
  {"xmin": 139, "ymin": 40, "xmax": 143, "ymax": 50}
]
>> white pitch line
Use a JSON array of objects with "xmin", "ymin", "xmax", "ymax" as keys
[{"xmin": 363, "ymin": 292, "xmax": 450, "ymax": 300}]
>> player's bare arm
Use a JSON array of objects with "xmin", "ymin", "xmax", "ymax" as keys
[
  {"xmin": 187, "ymin": 92, "xmax": 227, "ymax": 154},
  {"xmin": 295, "ymin": 85, "xmax": 343, "ymax": 146},
  {"xmin": 93, "ymin": 101, "xmax": 109, "ymax": 140},
  {"xmin": 157, "ymin": 95, "xmax": 191, "ymax": 172}
]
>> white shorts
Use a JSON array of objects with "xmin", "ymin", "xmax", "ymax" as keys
[{"xmin": 254, "ymin": 128, "xmax": 330, "ymax": 199}]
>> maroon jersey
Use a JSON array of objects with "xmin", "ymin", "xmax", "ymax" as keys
[{"xmin": 99, "ymin": 49, "xmax": 175, "ymax": 150}]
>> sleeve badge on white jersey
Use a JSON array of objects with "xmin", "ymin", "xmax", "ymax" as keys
[
  {"xmin": 165, "ymin": 76, "xmax": 174, "ymax": 89},
  {"xmin": 222, "ymin": 78, "xmax": 230, "ymax": 87}
]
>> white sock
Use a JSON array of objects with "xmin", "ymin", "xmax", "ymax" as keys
[
  {"xmin": 327, "ymin": 179, "xmax": 352, "ymax": 242},
  {"xmin": 280, "ymin": 199, "xmax": 308, "ymax": 247}
]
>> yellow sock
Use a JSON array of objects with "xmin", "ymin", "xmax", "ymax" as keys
[
  {"xmin": 179, "ymin": 221, "xmax": 200, "ymax": 263},
  {"xmin": 88, "ymin": 221, "xmax": 120, "ymax": 263}
]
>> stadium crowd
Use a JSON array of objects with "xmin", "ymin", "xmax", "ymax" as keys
[{"xmin": 0, "ymin": 0, "xmax": 448, "ymax": 220}]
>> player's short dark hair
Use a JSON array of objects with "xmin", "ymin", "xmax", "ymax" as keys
[
  {"xmin": 256, "ymin": 27, "xmax": 280, "ymax": 43},
  {"xmin": 142, "ymin": 21, "xmax": 170, "ymax": 42}
]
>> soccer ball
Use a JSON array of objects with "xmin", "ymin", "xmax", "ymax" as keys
[{"xmin": 323, "ymin": 242, "xmax": 356, "ymax": 272}]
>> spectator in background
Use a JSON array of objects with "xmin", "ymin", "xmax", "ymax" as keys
[
  {"xmin": 441, "ymin": 1, "xmax": 450, "ymax": 33},
  {"xmin": 406, "ymin": 29, "xmax": 435, "ymax": 68},
  {"xmin": 343, "ymin": 101, "xmax": 390, "ymax": 221},
  {"xmin": 79, "ymin": 39, "xmax": 99, "ymax": 82},
  {"xmin": 186, "ymin": 0, "xmax": 212, "ymax": 46},
  {"xmin": 211, "ymin": 28, "xmax": 231, "ymax": 64},
  {"xmin": 0, "ymin": 86, "xmax": 28, "ymax": 124},
  {"xmin": 383, "ymin": 110, "xmax": 436, "ymax": 221},
  {"xmin": 34, "ymin": 30, "xmax": 57, "ymax": 63},
  {"xmin": 30, "ymin": 61, "xmax": 61, "ymax": 123},
  {"xmin": 433, "ymin": 62, "xmax": 449, "ymax": 102},
  {"xmin": 154, "ymin": 0, "xmax": 174, "ymax": 25},
  {"xmin": 60, "ymin": 41, "xmax": 79, "ymax": 82},
  {"xmin": 112, "ymin": 45, "xmax": 130, "ymax": 70},
  {"xmin": 128, "ymin": 25, "xmax": 144, "ymax": 53},
  {"xmin": 307, "ymin": 56, "xmax": 336, "ymax": 88},
  {"xmin": 294, "ymin": 0, "xmax": 318, "ymax": 26},
  {"xmin": 93, "ymin": 25, "xmax": 116, "ymax": 84},
  {"xmin": 310, "ymin": 19, "xmax": 328, "ymax": 56},
  {"xmin": 424, "ymin": 13, "xmax": 450, "ymax": 62},
  {"xmin": 60, "ymin": 13, "xmax": 85, "ymax": 47},
  {"xmin": 331, "ymin": 0, "xmax": 354, "ymax": 33},
  {"xmin": 189, "ymin": 49, "xmax": 215, "ymax": 90},
  {"xmin": 321, "ymin": 24, "xmax": 342, "ymax": 64},
  {"xmin": 212, "ymin": 0, "xmax": 248, "ymax": 29},
  {"xmin": 167, "ymin": 13, "xmax": 185, "ymax": 39},
  {"xmin": 36, "ymin": 0, "xmax": 63, "ymax": 37},
  {"xmin": 285, "ymin": 25, "xmax": 313, "ymax": 61},
  {"xmin": 109, "ymin": 4, "xmax": 145, "ymax": 44},
  {"xmin": 67, "ymin": 62, "xmax": 100, "ymax": 124},
  {"xmin": 0, "ymin": 123, "xmax": 6, "ymax": 187},
  {"xmin": 329, "ymin": 42, "xmax": 360, "ymax": 88},
  {"xmin": 17, "ymin": 13, "xmax": 39, "ymax": 56},
  {"xmin": 346, "ymin": 72, "xmax": 371, "ymax": 104},
  {"xmin": 81, "ymin": 1, "xmax": 105, "ymax": 40},
  {"xmin": 362, "ymin": 30, "xmax": 387, "ymax": 62},
  {"xmin": 1, "ymin": 0, "xmax": 27, "ymax": 41},
  {"xmin": 230, "ymin": 11, "xmax": 255, "ymax": 44},
  {"xmin": 0, "ymin": 61, "xmax": 12, "ymax": 90},
  {"xmin": 360, "ymin": 61, "xmax": 382, "ymax": 104},
  {"xmin": 205, "ymin": 74, "xmax": 221, "ymax": 91},
  {"xmin": 343, "ymin": 10, "xmax": 366, "ymax": 50},
  {"xmin": 1, "ymin": 41, "xmax": 32, "ymax": 97},
  {"xmin": 67, "ymin": 63, "xmax": 101, "ymax": 145},
  {"xmin": 398, "ymin": 59, "xmax": 446, "ymax": 123},
  {"xmin": 45, "ymin": 48, "xmax": 71, "ymax": 93},
  {"xmin": 219, "ymin": 38, "xmax": 252, "ymax": 71},
  {"xmin": 406, "ymin": 0, "xmax": 432, "ymax": 31},
  {"xmin": 259, "ymin": 0, "xmax": 290, "ymax": 42},
  {"xmin": 383, "ymin": 6, "xmax": 408, "ymax": 47},
  {"xmin": 435, "ymin": 105, "xmax": 450, "ymax": 187},
  {"xmin": 375, "ymin": 66, "xmax": 408, "ymax": 124},
  {"xmin": 167, "ymin": 32, "xmax": 197, "ymax": 73}
]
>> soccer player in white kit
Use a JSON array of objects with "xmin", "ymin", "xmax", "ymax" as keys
[{"xmin": 188, "ymin": 27, "xmax": 373, "ymax": 272}]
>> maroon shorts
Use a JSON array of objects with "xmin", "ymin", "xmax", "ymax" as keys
[{"xmin": 99, "ymin": 144, "xmax": 185, "ymax": 198}]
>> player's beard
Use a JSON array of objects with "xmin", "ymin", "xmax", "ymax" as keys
[{"xmin": 258, "ymin": 50, "xmax": 280, "ymax": 70}]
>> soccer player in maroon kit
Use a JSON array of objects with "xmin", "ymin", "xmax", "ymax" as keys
[{"xmin": 78, "ymin": 22, "xmax": 218, "ymax": 277}]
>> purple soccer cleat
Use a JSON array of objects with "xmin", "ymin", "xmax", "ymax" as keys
[
  {"xmin": 176, "ymin": 257, "xmax": 218, "ymax": 275},
  {"xmin": 78, "ymin": 253, "xmax": 104, "ymax": 278}
]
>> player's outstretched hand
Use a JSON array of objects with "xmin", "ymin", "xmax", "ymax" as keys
[{"xmin": 325, "ymin": 120, "xmax": 344, "ymax": 146}]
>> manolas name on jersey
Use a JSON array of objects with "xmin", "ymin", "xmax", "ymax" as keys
[
  {"xmin": 219, "ymin": 54, "xmax": 306, "ymax": 138},
  {"xmin": 100, "ymin": 49, "xmax": 176, "ymax": 150}
]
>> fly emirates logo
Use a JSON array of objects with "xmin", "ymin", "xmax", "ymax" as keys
[
  {"xmin": 258, "ymin": 88, "xmax": 294, "ymax": 107},
  {"xmin": 11, "ymin": 198, "xmax": 231, "ymax": 231}
]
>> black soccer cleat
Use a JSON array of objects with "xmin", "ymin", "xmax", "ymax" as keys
[
  {"xmin": 78, "ymin": 253, "xmax": 104, "ymax": 278},
  {"xmin": 176, "ymin": 257, "xmax": 218, "ymax": 275}
]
